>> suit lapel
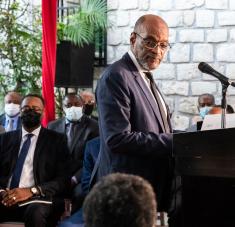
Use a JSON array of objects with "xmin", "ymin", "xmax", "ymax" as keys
[
  {"xmin": 16, "ymin": 117, "xmax": 21, "ymax": 130},
  {"xmin": 59, "ymin": 118, "xmax": 66, "ymax": 134},
  {"xmin": 123, "ymin": 53, "xmax": 166, "ymax": 132},
  {"xmin": 70, "ymin": 116, "xmax": 88, "ymax": 155},
  {"xmin": 33, "ymin": 127, "xmax": 46, "ymax": 173},
  {"xmin": 10, "ymin": 130, "xmax": 22, "ymax": 175}
]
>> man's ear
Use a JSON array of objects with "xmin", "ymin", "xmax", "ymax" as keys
[{"xmin": 130, "ymin": 32, "xmax": 136, "ymax": 46}]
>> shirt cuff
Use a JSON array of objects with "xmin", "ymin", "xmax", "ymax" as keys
[{"xmin": 71, "ymin": 176, "xmax": 78, "ymax": 185}]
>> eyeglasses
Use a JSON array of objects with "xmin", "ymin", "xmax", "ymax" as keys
[
  {"xmin": 21, "ymin": 105, "xmax": 42, "ymax": 112},
  {"xmin": 135, "ymin": 32, "xmax": 171, "ymax": 51}
]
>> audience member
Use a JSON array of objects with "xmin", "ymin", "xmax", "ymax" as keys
[
  {"xmin": 83, "ymin": 173, "xmax": 157, "ymax": 227},
  {"xmin": 58, "ymin": 137, "xmax": 100, "ymax": 227},
  {"xmin": 0, "ymin": 94, "xmax": 70, "ymax": 226},
  {"xmin": 80, "ymin": 90, "xmax": 96, "ymax": 117},
  {"xmin": 197, "ymin": 93, "xmax": 215, "ymax": 119},
  {"xmin": 188, "ymin": 93, "xmax": 215, "ymax": 131},
  {"xmin": 48, "ymin": 92, "xmax": 99, "ymax": 211},
  {"xmin": 0, "ymin": 91, "xmax": 22, "ymax": 131}
]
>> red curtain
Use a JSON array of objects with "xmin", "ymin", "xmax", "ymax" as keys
[{"xmin": 41, "ymin": 0, "xmax": 57, "ymax": 126}]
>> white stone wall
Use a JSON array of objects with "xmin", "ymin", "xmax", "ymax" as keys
[{"xmin": 106, "ymin": 0, "xmax": 235, "ymax": 130}]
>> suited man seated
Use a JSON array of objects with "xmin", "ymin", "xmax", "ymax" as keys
[
  {"xmin": 0, "ymin": 94, "xmax": 70, "ymax": 227},
  {"xmin": 80, "ymin": 90, "xmax": 97, "ymax": 120},
  {"xmin": 59, "ymin": 137, "xmax": 100, "ymax": 227},
  {"xmin": 48, "ymin": 93, "xmax": 99, "ymax": 211},
  {"xmin": 0, "ymin": 91, "xmax": 22, "ymax": 132}
]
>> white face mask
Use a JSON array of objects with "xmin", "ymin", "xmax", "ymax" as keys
[
  {"xmin": 4, "ymin": 103, "xmax": 20, "ymax": 117},
  {"xmin": 64, "ymin": 106, "xmax": 83, "ymax": 122}
]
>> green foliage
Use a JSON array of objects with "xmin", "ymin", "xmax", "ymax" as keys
[
  {"xmin": 0, "ymin": 0, "xmax": 42, "ymax": 96},
  {"xmin": 59, "ymin": 0, "xmax": 107, "ymax": 47}
]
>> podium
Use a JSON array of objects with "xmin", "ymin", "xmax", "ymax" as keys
[{"xmin": 173, "ymin": 128, "xmax": 235, "ymax": 227}]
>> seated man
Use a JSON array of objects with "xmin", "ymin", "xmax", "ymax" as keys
[
  {"xmin": 0, "ymin": 94, "xmax": 70, "ymax": 227},
  {"xmin": 48, "ymin": 93, "xmax": 99, "ymax": 210},
  {"xmin": 188, "ymin": 93, "xmax": 215, "ymax": 131},
  {"xmin": 59, "ymin": 137, "xmax": 100, "ymax": 227},
  {"xmin": 0, "ymin": 91, "xmax": 22, "ymax": 131},
  {"xmin": 197, "ymin": 93, "xmax": 215, "ymax": 119},
  {"xmin": 83, "ymin": 173, "xmax": 157, "ymax": 227},
  {"xmin": 80, "ymin": 90, "xmax": 96, "ymax": 118}
]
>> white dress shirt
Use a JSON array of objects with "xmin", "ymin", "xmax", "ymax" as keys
[
  {"xmin": 8, "ymin": 126, "xmax": 41, "ymax": 188},
  {"xmin": 128, "ymin": 50, "xmax": 167, "ymax": 115}
]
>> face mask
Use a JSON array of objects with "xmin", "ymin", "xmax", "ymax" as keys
[
  {"xmin": 64, "ymin": 106, "xmax": 83, "ymax": 122},
  {"xmin": 199, "ymin": 106, "xmax": 213, "ymax": 119},
  {"xmin": 83, "ymin": 104, "xmax": 94, "ymax": 116},
  {"xmin": 21, "ymin": 109, "xmax": 41, "ymax": 128},
  {"xmin": 5, "ymin": 103, "xmax": 20, "ymax": 117}
]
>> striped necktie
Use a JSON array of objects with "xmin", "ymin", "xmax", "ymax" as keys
[{"xmin": 144, "ymin": 72, "xmax": 170, "ymax": 133}]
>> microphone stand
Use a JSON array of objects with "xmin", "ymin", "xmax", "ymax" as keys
[{"xmin": 221, "ymin": 83, "xmax": 228, "ymax": 129}]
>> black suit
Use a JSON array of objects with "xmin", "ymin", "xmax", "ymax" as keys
[
  {"xmin": 48, "ymin": 115, "xmax": 99, "ymax": 181},
  {"xmin": 93, "ymin": 53, "xmax": 173, "ymax": 212},
  {"xmin": 0, "ymin": 127, "xmax": 70, "ymax": 226}
]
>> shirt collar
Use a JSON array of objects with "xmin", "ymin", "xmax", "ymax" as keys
[
  {"xmin": 5, "ymin": 114, "xmax": 19, "ymax": 122},
  {"xmin": 65, "ymin": 117, "xmax": 82, "ymax": 125},
  {"xmin": 21, "ymin": 125, "xmax": 41, "ymax": 138}
]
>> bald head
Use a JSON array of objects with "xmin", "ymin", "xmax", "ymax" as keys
[
  {"xmin": 134, "ymin": 14, "xmax": 169, "ymax": 35},
  {"xmin": 130, "ymin": 14, "xmax": 169, "ymax": 71}
]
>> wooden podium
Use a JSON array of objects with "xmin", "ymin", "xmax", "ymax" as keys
[{"xmin": 173, "ymin": 128, "xmax": 235, "ymax": 227}]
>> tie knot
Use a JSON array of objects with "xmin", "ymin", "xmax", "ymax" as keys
[
  {"xmin": 26, "ymin": 133, "xmax": 33, "ymax": 139},
  {"xmin": 144, "ymin": 72, "xmax": 154, "ymax": 82}
]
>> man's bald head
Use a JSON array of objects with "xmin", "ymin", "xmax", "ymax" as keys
[
  {"xmin": 134, "ymin": 14, "xmax": 169, "ymax": 35},
  {"xmin": 130, "ymin": 14, "xmax": 169, "ymax": 70}
]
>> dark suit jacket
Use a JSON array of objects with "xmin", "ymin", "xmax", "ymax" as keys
[
  {"xmin": 93, "ymin": 53, "xmax": 173, "ymax": 211},
  {"xmin": 81, "ymin": 137, "xmax": 100, "ymax": 195},
  {"xmin": 48, "ymin": 115, "xmax": 99, "ymax": 181},
  {"xmin": 0, "ymin": 127, "xmax": 70, "ymax": 197},
  {"xmin": 0, "ymin": 113, "xmax": 21, "ymax": 130}
]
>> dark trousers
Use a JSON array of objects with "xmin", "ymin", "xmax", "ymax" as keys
[{"xmin": 0, "ymin": 200, "xmax": 64, "ymax": 227}]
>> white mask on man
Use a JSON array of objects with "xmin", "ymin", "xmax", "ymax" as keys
[
  {"xmin": 64, "ymin": 106, "xmax": 83, "ymax": 122},
  {"xmin": 4, "ymin": 103, "xmax": 20, "ymax": 117}
]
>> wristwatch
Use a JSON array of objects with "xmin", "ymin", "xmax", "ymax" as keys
[{"xmin": 30, "ymin": 186, "xmax": 39, "ymax": 196}]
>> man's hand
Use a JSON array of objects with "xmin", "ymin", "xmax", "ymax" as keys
[
  {"xmin": 1, "ymin": 188, "xmax": 33, "ymax": 207},
  {"xmin": 0, "ymin": 190, "xmax": 7, "ymax": 201}
]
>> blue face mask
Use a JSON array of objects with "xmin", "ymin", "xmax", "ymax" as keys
[{"xmin": 199, "ymin": 106, "xmax": 213, "ymax": 119}]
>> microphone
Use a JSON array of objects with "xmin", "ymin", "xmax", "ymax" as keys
[{"xmin": 198, "ymin": 62, "xmax": 235, "ymax": 87}]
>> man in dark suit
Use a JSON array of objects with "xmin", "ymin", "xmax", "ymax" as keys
[
  {"xmin": 0, "ymin": 94, "xmax": 70, "ymax": 227},
  {"xmin": 58, "ymin": 137, "xmax": 100, "ymax": 227},
  {"xmin": 80, "ymin": 90, "xmax": 96, "ymax": 119},
  {"xmin": 93, "ymin": 14, "xmax": 177, "ymax": 225},
  {"xmin": 48, "ymin": 93, "xmax": 99, "ymax": 211},
  {"xmin": 0, "ymin": 91, "xmax": 22, "ymax": 131}
]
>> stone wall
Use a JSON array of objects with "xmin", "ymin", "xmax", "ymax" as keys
[{"xmin": 106, "ymin": 0, "xmax": 235, "ymax": 130}]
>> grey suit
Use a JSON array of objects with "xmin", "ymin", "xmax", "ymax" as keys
[{"xmin": 93, "ymin": 52, "xmax": 173, "ymax": 211}]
